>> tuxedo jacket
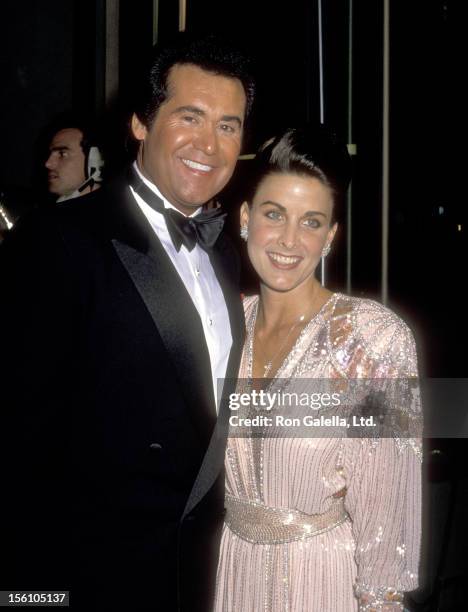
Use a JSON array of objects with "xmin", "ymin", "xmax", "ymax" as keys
[{"xmin": 0, "ymin": 172, "xmax": 244, "ymax": 611}]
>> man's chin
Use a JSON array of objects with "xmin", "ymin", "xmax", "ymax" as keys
[
  {"xmin": 175, "ymin": 190, "xmax": 223, "ymax": 213},
  {"xmin": 48, "ymin": 181, "xmax": 61, "ymax": 195}
]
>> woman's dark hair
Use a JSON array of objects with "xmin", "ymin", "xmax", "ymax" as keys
[
  {"xmin": 247, "ymin": 125, "xmax": 352, "ymax": 223},
  {"xmin": 134, "ymin": 33, "xmax": 255, "ymax": 128}
]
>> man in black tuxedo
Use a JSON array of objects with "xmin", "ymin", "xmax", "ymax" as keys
[{"xmin": 0, "ymin": 35, "xmax": 254, "ymax": 611}]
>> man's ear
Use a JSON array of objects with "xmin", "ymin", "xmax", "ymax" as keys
[
  {"xmin": 131, "ymin": 113, "xmax": 147, "ymax": 141},
  {"xmin": 240, "ymin": 201, "xmax": 250, "ymax": 228}
]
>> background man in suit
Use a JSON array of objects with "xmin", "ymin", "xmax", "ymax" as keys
[{"xmin": 0, "ymin": 35, "xmax": 254, "ymax": 611}]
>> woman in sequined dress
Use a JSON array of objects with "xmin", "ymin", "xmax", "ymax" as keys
[{"xmin": 214, "ymin": 126, "xmax": 421, "ymax": 611}]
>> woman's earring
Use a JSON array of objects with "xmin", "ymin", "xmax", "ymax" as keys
[
  {"xmin": 240, "ymin": 226, "xmax": 249, "ymax": 242},
  {"xmin": 320, "ymin": 244, "xmax": 331, "ymax": 287}
]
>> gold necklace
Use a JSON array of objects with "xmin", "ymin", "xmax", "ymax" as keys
[{"xmin": 256, "ymin": 313, "xmax": 307, "ymax": 378}]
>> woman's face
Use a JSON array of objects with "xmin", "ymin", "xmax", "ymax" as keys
[{"xmin": 241, "ymin": 172, "xmax": 337, "ymax": 293}]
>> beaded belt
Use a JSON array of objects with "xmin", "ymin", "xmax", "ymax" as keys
[{"xmin": 225, "ymin": 494, "xmax": 349, "ymax": 545}]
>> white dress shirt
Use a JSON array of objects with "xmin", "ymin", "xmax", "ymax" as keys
[{"xmin": 129, "ymin": 162, "xmax": 232, "ymax": 409}]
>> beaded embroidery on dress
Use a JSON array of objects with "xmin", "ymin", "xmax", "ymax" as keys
[{"xmin": 215, "ymin": 293, "xmax": 421, "ymax": 611}]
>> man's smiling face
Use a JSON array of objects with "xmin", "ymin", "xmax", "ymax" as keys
[{"xmin": 131, "ymin": 63, "xmax": 246, "ymax": 215}]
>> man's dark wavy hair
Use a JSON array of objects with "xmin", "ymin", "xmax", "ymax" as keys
[
  {"xmin": 247, "ymin": 125, "xmax": 352, "ymax": 223},
  {"xmin": 134, "ymin": 33, "xmax": 255, "ymax": 128}
]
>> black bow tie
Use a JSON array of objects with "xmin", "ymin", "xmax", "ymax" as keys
[{"xmin": 128, "ymin": 168, "xmax": 226, "ymax": 252}]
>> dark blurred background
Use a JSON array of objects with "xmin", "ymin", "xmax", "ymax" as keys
[{"xmin": 0, "ymin": 1, "xmax": 465, "ymax": 609}]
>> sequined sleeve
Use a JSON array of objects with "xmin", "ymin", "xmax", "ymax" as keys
[{"xmin": 343, "ymin": 314, "xmax": 421, "ymax": 611}]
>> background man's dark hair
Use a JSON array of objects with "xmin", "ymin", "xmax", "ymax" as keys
[
  {"xmin": 43, "ymin": 112, "xmax": 100, "ymax": 157},
  {"xmin": 134, "ymin": 33, "xmax": 256, "ymax": 129}
]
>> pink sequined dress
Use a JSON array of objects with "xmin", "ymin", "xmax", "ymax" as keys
[{"xmin": 215, "ymin": 293, "xmax": 421, "ymax": 611}]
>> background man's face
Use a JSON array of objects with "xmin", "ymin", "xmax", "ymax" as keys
[
  {"xmin": 45, "ymin": 128, "xmax": 86, "ymax": 197},
  {"xmin": 132, "ymin": 63, "xmax": 246, "ymax": 216}
]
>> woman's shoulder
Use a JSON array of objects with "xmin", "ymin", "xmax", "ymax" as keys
[
  {"xmin": 325, "ymin": 293, "xmax": 418, "ymax": 375},
  {"xmin": 329, "ymin": 293, "xmax": 411, "ymax": 330}
]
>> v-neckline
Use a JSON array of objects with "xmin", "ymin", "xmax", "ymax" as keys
[{"xmin": 246, "ymin": 293, "xmax": 339, "ymax": 380}]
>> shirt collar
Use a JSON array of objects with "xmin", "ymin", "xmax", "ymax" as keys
[{"xmin": 132, "ymin": 161, "xmax": 201, "ymax": 218}]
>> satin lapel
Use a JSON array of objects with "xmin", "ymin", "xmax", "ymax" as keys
[
  {"xmin": 182, "ymin": 236, "xmax": 245, "ymax": 517},
  {"xmin": 108, "ymin": 176, "xmax": 244, "ymax": 514},
  {"xmin": 109, "ymin": 181, "xmax": 216, "ymax": 441}
]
